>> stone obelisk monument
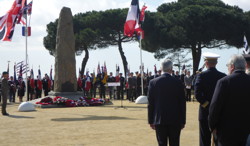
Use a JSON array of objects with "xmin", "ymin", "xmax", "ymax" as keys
[{"xmin": 50, "ymin": 7, "xmax": 81, "ymax": 99}]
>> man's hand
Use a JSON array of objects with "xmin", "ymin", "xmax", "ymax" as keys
[{"xmin": 150, "ymin": 124, "xmax": 155, "ymax": 130}]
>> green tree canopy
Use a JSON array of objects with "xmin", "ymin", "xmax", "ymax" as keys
[
  {"xmin": 43, "ymin": 8, "xmax": 139, "ymax": 76},
  {"xmin": 143, "ymin": 0, "xmax": 248, "ymax": 73}
]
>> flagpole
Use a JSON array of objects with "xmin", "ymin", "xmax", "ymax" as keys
[
  {"xmin": 25, "ymin": 10, "xmax": 28, "ymax": 101},
  {"xmin": 139, "ymin": 32, "xmax": 144, "ymax": 96}
]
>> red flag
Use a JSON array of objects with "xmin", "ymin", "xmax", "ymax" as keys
[
  {"xmin": 85, "ymin": 74, "xmax": 91, "ymax": 91},
  {"xmin": 139, "ymin": 5, "xmax": 147, "ymax": 22},
  {"xmin": 30, "ymin": 69, "xmax": 35, "ymax": 89},
  {"xmin": 0, "ymin": 0, "xmax": 25, "ymax": 41},
  {"xmin": 136, "ymin": 5, "xmax": 147, "ymax": 39},
  {"xmin": 124, "ymin": 0, "xmax": 140, "ymax": 37}
]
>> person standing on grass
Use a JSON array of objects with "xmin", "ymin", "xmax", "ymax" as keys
[
  {"xmin": 1, "ymin": 71, "xmax": 10, "ymax": 116},
  {"xmin": 209, "ymin": 55, "xmax": 250, "ymax": 146},
  {"xmin": 194, "ymin": 52, "xmax": 226, "ymax": 146},
  {"xmin": 184, "ymin": 70, "xmax": 193, "ymax": 102},
  {"xmin": 148, "ymin": 59, "xmax": 186, "ymax": 146}
]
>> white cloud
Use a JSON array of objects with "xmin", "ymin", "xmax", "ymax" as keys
[{"xmin": 223, "ymin": 0, "xmax": 250, "ymax": 11}]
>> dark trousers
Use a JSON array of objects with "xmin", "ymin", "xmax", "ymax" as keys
[
  {"xmin": 136, "ymin": 87, "xmax": 141, "ymax": 97},
  {"xmin": 9, "ymin": 91, "xmax": 15, "ymax": 102},
  {"xmin": 186, "ymin": 88, "xmax": 191, "ymax": 101},
  {"xmin": 36, "ymin": 89, "xmax": 42, "ymax": 99},
  {"xmin": 90, "ymin": 87, "xmax": 96, "ymax": 98},
  {"xmin": 99, "ymin": 86, "xmax": 106, "ymax": 99},
  {"xmin": 155, "ymin": 125, "xmax": 181, "ymax": 146},
  {"xmin": 199, "ymin": 120, "xmax": 211, "ymax": 146},
  {"xmin": 128, "ymin": 88, "xmax": 136, "ymax": 101},
  {"xmin": 44, "ymin": 89, "xmax": 49, "ymax": 96},
  {"xmin": 117, "ymin": 86, "xmax": 124, "ymax": 100},
  {"xmin": 216, "ymin": 133, "xmax": 248, "ymax": 146},
  {"xmin": 1, "ymin": 94, "xmax": 7, "ymax": 114}
]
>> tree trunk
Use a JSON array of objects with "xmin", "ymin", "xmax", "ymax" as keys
[
  {"xmin": 81, "ymin": 46, "xmax": 89, "ymax": 76},
  {"xmin": 118, "ymin": 41, "xmax": 128, "ymax": 78},
  {"xmin": 191, "ymin": 43, "xmax": 202, "ymax": 75}
]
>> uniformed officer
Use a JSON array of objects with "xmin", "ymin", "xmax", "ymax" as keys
[
  {"xmin": 1, "ymin": 71, "xmax": 10, "ymax": 116},
  {"xmin": 194, "ymin": 52, "xmax": 226, "ymax": 146}
]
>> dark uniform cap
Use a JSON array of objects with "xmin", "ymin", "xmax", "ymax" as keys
[{"xmin": 2, "ymin": 71, "xmax": 8, "ymax": 75}]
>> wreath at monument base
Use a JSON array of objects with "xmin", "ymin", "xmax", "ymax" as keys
[{"xmin": 35, "ymin": 96, "xmax": 107, "ymax": 107}]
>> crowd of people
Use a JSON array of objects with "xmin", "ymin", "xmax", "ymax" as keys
[
  {"xmin": 76, "ymin": 67, "xmax": 197, "ymax": 103},
  {"xmin": 148, "ymin": 52, "xmax": 250, "ymax": 146},
  {"xmin": 0, "ymin": 73, "xmax": 52, "ymax": 104}
]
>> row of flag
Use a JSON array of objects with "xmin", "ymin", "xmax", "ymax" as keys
[
  {"xmin": 0, "ymin": 0, "xmax": 33, "ymax": 41},
  {"xmin": 7, "ymin": 61, "xmax": 52, "ymax": 89}
]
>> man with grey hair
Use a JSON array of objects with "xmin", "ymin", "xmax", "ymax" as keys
[
  {"xmin": 209, "ymin": 55, "xmax": 250, "ymax": 146},
  {"xmin": 148, "ymin": 59, "xmax": 186, "ymax": 146}
]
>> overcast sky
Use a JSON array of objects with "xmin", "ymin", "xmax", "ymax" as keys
[{"xmin": 0, "ymin": 0, "xmax": 249, "ymax": 78}]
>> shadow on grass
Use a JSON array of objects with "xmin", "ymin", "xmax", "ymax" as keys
[
  {"xmin": 51, "ymin": 115, "xmax": 136, "ymax": 122},
  {"xmin": 8, "ymin": 115, "xmax": 35, "ymax": 119},
  {"xmin": 102, "ymin": 105, "xmax": 147, "ymax": 109}
]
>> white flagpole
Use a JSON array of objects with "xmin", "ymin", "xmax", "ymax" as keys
[
  {"xmin": 139, "ymin": 32, "xmax": 144, "ymax": 95},
  {"xmin": 25, "ymin": 9, "xmax": 28, "ymax": 101}
]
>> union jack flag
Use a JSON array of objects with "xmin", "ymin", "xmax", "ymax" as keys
[
  {"xmin": 18, "ymin": 0, "xmax": 33, "ymax": 25},
  {"xmin": 0, "ymin": 0, "xmax": 26, "ymax": 41},
  {"xmin": 22, "ymin": 1, "xmax": 32, "ymax": 15}
]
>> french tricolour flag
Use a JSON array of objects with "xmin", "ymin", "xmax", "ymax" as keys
[{"xmin": 124, "ymin": 0, "xmax": 140, "ymax": 37}]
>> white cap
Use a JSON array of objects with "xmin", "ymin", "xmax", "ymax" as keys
[
  {"xmin": 202, "ymin": 52, "xmax": 220, "ymax": 63},
  {"xmin": 202, "ymin": 52, "xmax": 220, "ymax": 59}
]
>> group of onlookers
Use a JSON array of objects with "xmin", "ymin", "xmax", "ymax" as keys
[
  {"xmin": 0, "ymin": 74, "xmax": 52, "ymax": 103},
  {"xmin": 148, "ymin": 53, "xmax": 250, "ymax": 146}
]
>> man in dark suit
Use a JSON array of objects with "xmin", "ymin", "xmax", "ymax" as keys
[
  {"xmin": 1, "ymin": 71, "xmax": 9, "ymax": 116},
  {"xmin": 117, "ymin": 73, "xmax": 125, "ymax": 100},
  {"xmin": 194, "ymin": 52, "xmax": 226, "ymax": 146},
  {"xmin": 148, "ymin": 59, "xmax": 186, "ymax": 146},
  {"xmin": 127, "ymin": 72, "xmax": 136, "ymax": 101},
  {"xmin": 209, "ymin": 55, "xmax": 250, "ymax": 146}
]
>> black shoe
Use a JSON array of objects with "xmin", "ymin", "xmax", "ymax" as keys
[{"xmin": 2, "ymin": 113, "xmax": 9, "ymax": 116}]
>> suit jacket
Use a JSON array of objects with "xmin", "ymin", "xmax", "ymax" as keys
[
  {"xmin": 194, "ymin": 67, "xmax": 226, "ymax": 120},
  {"xmin": 148, "ymin": 73, "xmax": 186, "ymax": 126},
  {"xmin": 209, "ymin": 70, "xmax": 250, "ymax": 141}
]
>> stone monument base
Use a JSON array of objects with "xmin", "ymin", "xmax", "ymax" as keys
[{"xmin": 48, "ymin": 91, "xmax": 83, "ymax": 100}]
